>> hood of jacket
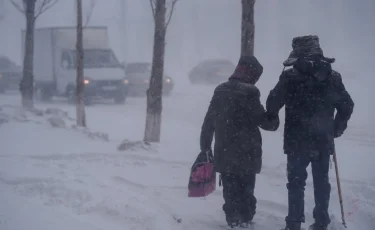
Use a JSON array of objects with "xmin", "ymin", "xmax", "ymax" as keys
[{"xmin": 229, "ymin": 56, "xmax": 263, "ymax": 84}]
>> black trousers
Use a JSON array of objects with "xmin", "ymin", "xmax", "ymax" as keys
[
  {"xmin": 285, "ymin": 152, "xmax": 331, "ymax": 227},
  {"xmin": 221, "ymin": 173, "xmax": 257, "ymax": 224}
]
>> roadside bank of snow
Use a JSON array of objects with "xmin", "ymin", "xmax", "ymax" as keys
[
  {"xmin": 0, "ymin": 105, "xmax": 113, "ymax": 156},
  {"xmin": 0, "ymin": 96, "xmax": 374, "ymax": 230}
]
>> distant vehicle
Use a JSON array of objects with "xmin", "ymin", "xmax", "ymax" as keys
[
  {"xmin": 0, "ymin": 56, "xmax": 22, "ymax": 93},
  {"xmin": 188, "ymin": 59, "xmax": 236, "ymax": 85},
  {"xmin": 22, "ymin": 26, "xmax": 129, "ymax": 104},
  {"xmin": 124, "ymin": 62, "xmax": 174, "ymax": 96}
]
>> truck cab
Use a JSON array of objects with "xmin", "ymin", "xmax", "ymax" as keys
[{"xmin": 59, "ymin": 48, "xmax": 128, "ymax": 103}]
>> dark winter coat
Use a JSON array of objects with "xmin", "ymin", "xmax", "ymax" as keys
[
  {"xmin": 200, "ymin": 56, "xmax": 278, "ymax": 174},
  {"xmin": 266, "ymin": 51, "xmax": 354, "ymax": 156}
]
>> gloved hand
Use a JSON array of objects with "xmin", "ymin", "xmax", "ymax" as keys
[
  {"xmin": 334, "ymin": 122, "xmax": 347, "ymax": 138},
  {"xmin": 334, "ymin": 129, "xmax": 344, "ymax": 138},
  {"xmin": 200, "ymin": 148, "xmax": 212, "ymax": 154},
  {"xmin": 263, "ymin": 111, "xmax": 280, "ymax": 131},
  {"xmin": 197, "ymin": 148, "xmax": 213, "ymax": 163},
  {"xmin": 266, "ymin": 111, "xmax": 278, "ymax": 121}
]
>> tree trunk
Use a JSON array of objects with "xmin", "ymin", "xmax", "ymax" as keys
[
  {"xmin": 76, "ymin": 0, "xmax": 86, "ymax": 127},
  {"xmin": 241, "ymin": 0, "xmax": 256, "ymax": 56},
  {"xmin": 144, "ymin": 0, "xmax": 166, "ymax": 143},
  {"xmin": 20, "ymin": 0, "xmax": 36, "ymax": 108}
]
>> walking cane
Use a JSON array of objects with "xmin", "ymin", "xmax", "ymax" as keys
[{"xmin": 332, "ymin": 149, "xmax": 347, "ymax": 228}]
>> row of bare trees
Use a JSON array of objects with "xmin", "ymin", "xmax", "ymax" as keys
[
  {"xmin": 10, "ymin": 0, "xmax": 256, "ymax": 144},
  {"xmin": 10, "ymin": 0, "xmax": 94, "ymax": 127}
]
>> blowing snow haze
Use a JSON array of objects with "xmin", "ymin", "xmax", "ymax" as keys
[{"xmin": 0, "ymin": 0, "xmax": 374, "ymax": 230}]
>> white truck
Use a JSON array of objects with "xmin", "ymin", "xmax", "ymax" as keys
[{"xmin": 22, "ymin": 26, "xmax": 129, "ymax": 104}]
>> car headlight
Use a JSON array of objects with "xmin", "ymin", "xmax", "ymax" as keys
[
  {"xmin": 84, "ymin": 79, "xmax": 90, "ymax": 85},
  {"xmin": 124, "ymin": 79, "xmax": 129, "ymax": 84},
  {"xmin": 165, "ymin": 78, "xmax": 171, "ymax": 83}
]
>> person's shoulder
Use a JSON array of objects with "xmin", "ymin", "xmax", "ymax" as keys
[
  {"xmin": 327, "ymin": 70, "xmax": 344, "ymax": 86},
  {"xmin": 330, "ymin": 70, "xmax": 342, "ymax": 80},
  {"xmin": 213, "ymin": 81, "xmax": 229, "ymax": 93},
  {"xmin": 237, "ymin": 82, "xmax": 260, "ymax": 98},
  {"xmin": 215, "ymin": 80, "xmax": 260, "ymax": 98}
]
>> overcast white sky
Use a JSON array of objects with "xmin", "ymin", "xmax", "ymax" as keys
[{"xmin": 0, "ymin": 0, "xmax": 374, "ymax": 76}]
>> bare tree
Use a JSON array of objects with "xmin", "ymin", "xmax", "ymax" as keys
[
  {"xmin": 144, "ymin": 0, "xmax": 179, "ymax": 143},
  {"xmin": 72, "ymin": 0, "xmax": 96, "ymax": 127},
  {"xmin": 10, "ymin": 0, "xmax": 59, "ymax": 108},
  {"xmin": 241, "ymin": 0, "xmax": 255, "ymax": 56},
  {"xmin": 76, "ymin": 0, "xmax": 86, "ymax": 127}
]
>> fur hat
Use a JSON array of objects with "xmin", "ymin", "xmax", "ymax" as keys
[{"xmin": 283, "ymin": 35, "xmax": 335, "ymax": 66}]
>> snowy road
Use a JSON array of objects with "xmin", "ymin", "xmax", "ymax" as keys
[{"xmin": 0, "ymin": 85, "xmax": 374, "ymax": 230}]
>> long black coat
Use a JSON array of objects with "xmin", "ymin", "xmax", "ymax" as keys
[
  {"xmin": 200, "ymin": 56, "xmax": 278, "ymax": 174},
  {"xmin": 266, "ymin": 58, "xmax": 354, "ymax": 156}
]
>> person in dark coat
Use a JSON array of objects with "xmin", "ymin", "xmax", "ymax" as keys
[
  {"xmin": 266, "ymin": 35, "xmax": 354, "ymax": 230},
  {"xmin": 200, "ymin": 55, "xmax": 279, "ymax": 228}
]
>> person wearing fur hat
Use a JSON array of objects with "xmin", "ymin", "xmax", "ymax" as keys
[
  {"xmin": 200, "ymin": 55, "xmax": 279, "ymax": 228},
  {"xmin": 266, "ymin": 35, "xmax": 354, "ymax": 230}
]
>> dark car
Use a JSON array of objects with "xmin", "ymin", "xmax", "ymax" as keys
[
  {"xmin": 188, "ymin": 59, "xmax": 236, "ymax": 85},
  {"xmin": 0, "ymin": 56, "xmax": 22, "ymax": 93},
  {"xmin": 124, "ymin": 62, "xmax": 174, "ymax": 96}
]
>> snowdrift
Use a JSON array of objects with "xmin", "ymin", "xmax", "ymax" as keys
[
  {"xmin": 0, "ymin": 105, "xmax": 183, "ymax": 230},
  {"xmin": 0, "ymin": 99, "xmax": 374, "ymax": 230},
  {"xmin": 0, "ymin": 104, "xmax": 111, "ymax": 156}
]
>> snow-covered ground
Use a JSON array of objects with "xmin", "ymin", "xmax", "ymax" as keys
[{"xmin": 0, "ymin": 81, "xmax": 374, "ymax": 230}]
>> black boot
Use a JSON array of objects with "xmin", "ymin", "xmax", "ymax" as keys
[
  {"xmin": 227, "ymin": 220, "xmax": 240, "ymax": 228},
  {"xmin": 308, "ymin": 223, "xmax": 327, "ymax": 230},
  {"xmin": 284, "ymin": 222, "xmax": 301, "ymax": 230},
  {"xmin": 239, "ymin": 212, "xmax": 254, "ymax": 228},
  {"xmin": 226, "ymin": 214, "xmax": 242, "ymax": 228}
]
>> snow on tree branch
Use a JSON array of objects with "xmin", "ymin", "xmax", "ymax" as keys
[
  {"xmin": 35, "ymin": 0, "xmax": 59, "ymax": 18},
  {"xmin": 83, "ymin": 0, "xmax": 97, "ymax": 28},
  {"xmin": 165, "ymin": 0, "xmax": 179, "ymax": 28},
  {"xmin": 149, "ymin": 0, "xmax": 180, "ymax": 28},
  {"xmin": 149, "ymin": 0, "xmax": 156, "ymax": 21},
  {"xmin": 9, "ymin": 0, "xmax": 59, "ymax": 19},
  {"xmin": 8, "ymin": 0, "xmax": 26, "ymax": 14}
]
